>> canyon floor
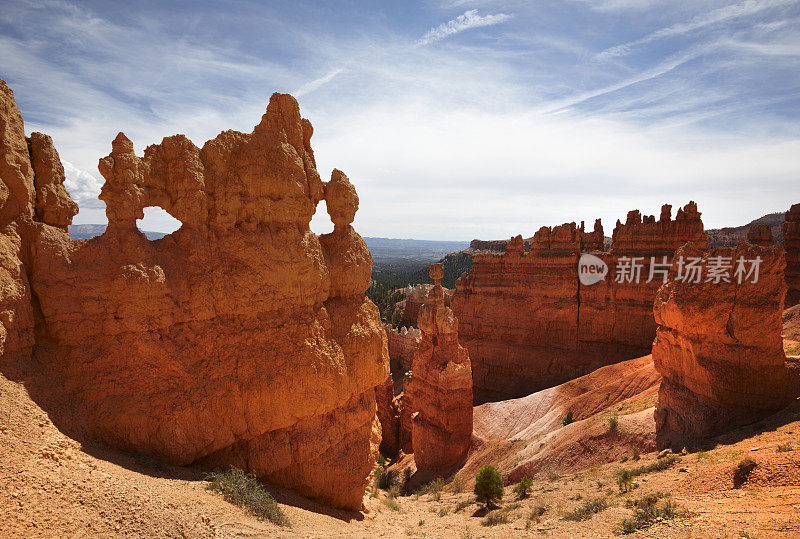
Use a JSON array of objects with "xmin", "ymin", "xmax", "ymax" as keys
[{"xmin": 3, "ymin": 351, "xmax": 799, "ymax": 538}]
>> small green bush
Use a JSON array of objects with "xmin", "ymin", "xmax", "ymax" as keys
[
  {"xmin": 513, "ymin": 476, "xmax": 533, "ymax": 498},
  {"xmin": 450, "ymin": 475, "xmax": 466, "ymax": 493},
  {"xmin": 531, "ymin": 501, "xmax": 547, "ymax": 517},
  {"xmin": 776, "ymin": 443, "xmax": 793, "ymax": 453},
  {"xmin": 617, "ymin": 454, "xmax": 679, "ymax": 491},
  {"xmin": 420, "ymin": 478, "xmax": 446, "ymax": 500},
  {"xmin": 454, "ymin": 497, "xmax": 474, "ymax": 512},
  {"xmin": 562, "ymin": 497, "xmax": 609, "ymax": 521},
  {"xmin": 608, "ymin": 416, "xmax": 619, "ymax": 432},
  {"xmin": 616, "ymin": 469, "xmax": 632, "ymax": 493},
  {"xmin": 205, "ymin": 467, "xmax": 289, "ymax": 526},
  {"xmin": 401, "ymin": 467, "xmax": 413, "ymax": 495},
  {"xmin": 481, "ymin": 511, "xmax": 510, "ymax": 526},
  {"xmin": 563, "ymin": 411, "xmax": 575, "ymax": 426},
  {"xmin": 382, "ymin": 497, "xmax": 400, "ymax": 511},
  {"xmin": 474, "ymin": 465, "xmax": 504, "ymax": 508},
  {"xmin": 618, "ymin": 493, "xmax": 690, "ymax": 534},
  {"xmin": 376, "ymin": 467, "xmax": 397, "ymax": 490}
]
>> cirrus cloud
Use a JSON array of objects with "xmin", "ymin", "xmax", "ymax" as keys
[{"xmin": 418, "ymin": 9, "xmax": 513, "ymax": 46}]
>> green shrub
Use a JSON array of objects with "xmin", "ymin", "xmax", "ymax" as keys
[
  {"xmin": 450, "ymin": 474, "xmax": 466, "ymax": 493},
  {"xmin": 513, "ymin": 476, "xmax": 533, "ymax": 498},
  {"xmin": 616, "ymin": 469, "xmax": 632, "ymax": 493},
  {"xmin": 474, "ymin": 465, "xmax": 504, "ymax": 508},
  {"xmin": 562, "ymin": 497, "xmax": 609, "ymax": 521},
  {"xmin": 376, "ymin": 467, "xmax": 397, "ymax": 491},
  {"xmin": 420, "ymin": 478, "xmax": 446, "ymax": 500},
  {"xmin": 401, "ymin": 467, "xmax": 413, "ymax": 495},
  {"xmin": 454, "ymin": 498, "xmax": 474, "ymax": 512},
  {"xmin": 205, "ymin": 467, "xmax": 289, "ymax": 526},
  {"xmin": 617, "ymin": 454, "xmax": 679, "ymax": 490},
  {"xmin": 608, "ymin": 416, "xmax": 619, "ymax": 432},
  {"xmin": 632, "ymin": 447, "xmax": 640, "ymax": 461},
  {"xmin": 382, "ymin": 497, "xmax": 400, "ymax": 511},
  {"xmin": 563, "ymin": 411, "xmax": 575, "ymax": 426},
  {"xmin": 618, "ymin": 493, "xmax": 690, "ymax": 534},
  {"xmin": 481, "ymin": 511, "xmax": 510, "ymax": 526},
  {"xmin": 526, "ymin": 503, "xmax": 547, "ymax": 529},
  {"xmin": 776, "ymin": 443, "xmax": 793, "ymax": 453}
]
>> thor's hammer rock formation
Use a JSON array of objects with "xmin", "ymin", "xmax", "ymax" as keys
[
  {"xmin": 0, "ymin": 78, "xmax": 388, "ymax": 510},
  {"xmin": 406, "ymin": 263, "xmax": 473, "ymax": 470}
]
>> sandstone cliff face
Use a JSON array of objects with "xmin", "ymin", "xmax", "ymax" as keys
[
  {"xmin": 405, "ymin": 264, "xmax": 472, "ymax": 470},
  {"xmin": 0, "ymin": 79, "xmax": 76, "ymax": 368},
  {"xmin": 0, "ymin": 80, "xmax": 388, "ymax": 510},
  {"xmin": 453, "ymin": 204, "xmax": 707, "ymax": 403},
  {"xmin": 784, "ymin": 204, "xmax": 800, "ymax": 307},
  {"xmin": 385, "ymin": 324, "xmax": 422, "ymax": 373},
  {"xmin": 746, "ymin": 223, "xmax": 774, "ymax": 247},
  {"xmin": 398, "ymin": 284, "xmax": 431, "ymax": 327},
  {"xmin": 653, "ymin": 241, "xmax": 795, "ymax": 448}
]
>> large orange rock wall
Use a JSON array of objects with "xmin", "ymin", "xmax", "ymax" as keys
[
  {"xmin": 784, "ymin": 204, "xmax": 800, "ymax": 307},
  {"xmin": 653, "ymin": 241, "xmax": 795, "ymax": 448},
  {"xmin": 0, "ymin": 80, "xmax": 388, "ymax": 510},
  {"xmin": 453, "ymin": 205, "xmax": 707, "ymax": 403}
]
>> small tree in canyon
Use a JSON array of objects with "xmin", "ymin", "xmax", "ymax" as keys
[{"xmin": 474, "ymin": 465, "xmax": 504, "ymax": 508}]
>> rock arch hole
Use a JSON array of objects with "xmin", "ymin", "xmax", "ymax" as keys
[
  {"xmin": 136, "ymin": 206, "xmax": 181, "ymax": 240},
  {"xmin": 311, "ymin": 200, "xmax": 334, "ymax": 235}
]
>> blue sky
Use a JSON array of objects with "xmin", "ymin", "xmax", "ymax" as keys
[{"xmin": 2, "ymin": 0, "xmax": 799, "ymax": 239}]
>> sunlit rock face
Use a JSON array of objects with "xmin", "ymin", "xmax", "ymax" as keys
[
  {"xmin": 0, "ymin": 79, "xmax": 388, "ymax": 510},
  {"xmin": 653, "ymin": 240, "xmax": 795, "ymax": 449},
  {"xmin": 453, "ymin": 203, "xmax": 707, "ymax": 403},
  {"xmin": 784, "ymin": 204, "xmax": 800, "ymax": 307},
  {"xmin": 405, "ymin": 263, "xmax": 473, "ymax": 470}
]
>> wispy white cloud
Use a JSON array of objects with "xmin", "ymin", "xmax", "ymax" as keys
[
  {"xmin": 574, "ymin": 0, "xmax": 664, "ymax": 12},
  {"xmin": 543, "ymin": 47, "xmax": 706, "ymax": 114},
  {"xmin": 598, "ymin": 0, "xmax": 796, "ymax": 58},
  {"xmin": 295, "ymin": 68, "xmax": 344, "ymax": 97},
  {"xmin": 3, "ymin": 0, "xmax": 799, "ymax": 238},
  {"xmin": 418, "ymin": 9, "xmax": 513, "ymax": 45}
]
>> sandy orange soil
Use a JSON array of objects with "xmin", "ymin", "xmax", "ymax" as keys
[{"xmin": 3, "ymin": 361, "xmax": 799, "ymax": 538}]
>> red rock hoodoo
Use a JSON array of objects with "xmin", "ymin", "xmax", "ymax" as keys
[
  {"xmin": 453, "ymin": 204, "xmax": 707, "ymax": 403},
  {"xmin": 653, "ymin": 240, "xmax": 795, "ymax": 448},
  {"xmin": 784, "ymin": 203, "xmax": 800, "ymax": 307},
  {"xmin": 0, "ymin": 79, "xmax": 388, "ymax": 510},
  {"xmin": 405, "ymin": 263, "xmax": 473, "ymax": 470}
]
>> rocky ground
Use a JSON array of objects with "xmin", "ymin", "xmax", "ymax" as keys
[{"xmin": 3, "ymin": 360, "xmax": 799, "ymax": 538}]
